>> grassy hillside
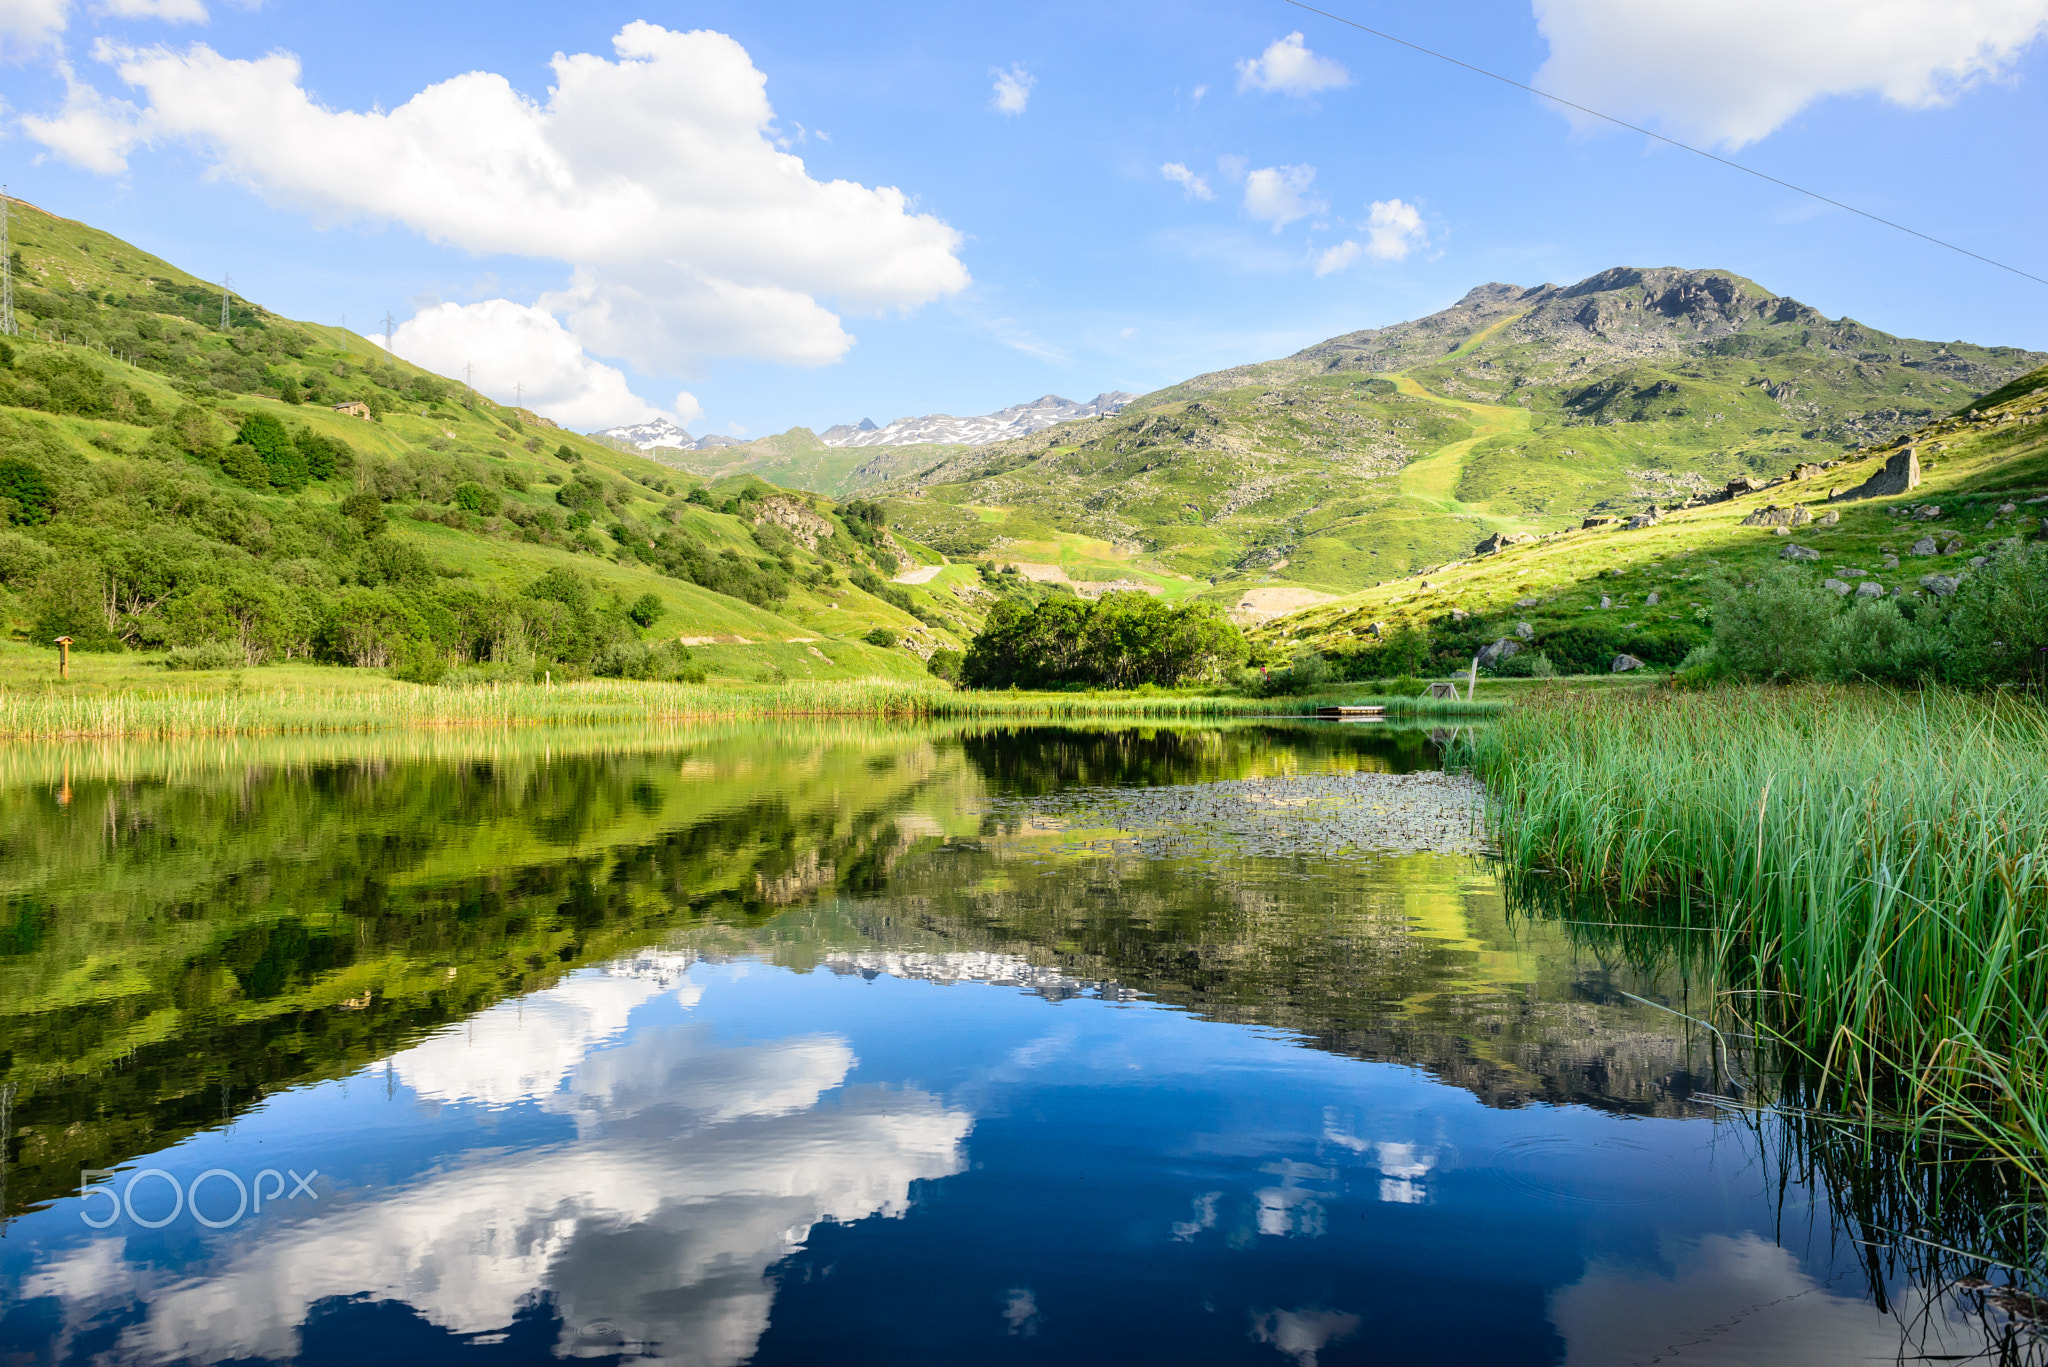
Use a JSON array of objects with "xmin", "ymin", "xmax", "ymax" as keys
[
  {"xmin": 1253, "ymin": 363, "xmax": 2048, "ymax": 672},
  {"xmin": 860, "ymin": 267, "xmax": 2043, "ymax": 609},
  {"xmin": 0, "ymin": 198, "xmax": 989, "ymax": 684}
]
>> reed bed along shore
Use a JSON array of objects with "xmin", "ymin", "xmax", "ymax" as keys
[
  {"xmin": 0, "ymin": 676, "xmax": 1498, "ymax": 741},
  {"xmin": 1468, "ymin": 687, "xmax": 2048, "ymax": 1183}
]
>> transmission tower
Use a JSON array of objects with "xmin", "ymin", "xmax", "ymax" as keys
[
  {"xmin": 383, "ymin": 310, "xmax": 395, "ymax": 360},
  {"xmin": 0, "ymin": 186, "xmax": 15, "ymax": 338},
  {"xmin": 219, "ymin": 275, "xmax": 232, "ymax": 331},
  {"xmin": 514, "ymin": 381, "xmax": 524, "ymax": 407},
  {"xmin": 466, "ymin": 361, "xmax": 476, "ymax": 408}
]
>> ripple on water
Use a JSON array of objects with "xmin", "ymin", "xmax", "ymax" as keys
[{"xmin": 1484, "ymin": 1134, "xmax": 1695, "ymax": 1209}]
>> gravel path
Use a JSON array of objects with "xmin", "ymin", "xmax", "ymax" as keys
[{"xmin": 982, "ymin": 770, "xmax": 1490, "ymax": 860}]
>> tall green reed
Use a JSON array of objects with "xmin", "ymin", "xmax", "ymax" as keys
[
  {"xmin": 1467, "ymin": 687, "xmax": 2048, "ymax": 1183},
  {"xmin": 0, "ymin": 678, "xmax": 1497, "ymax": 741}
]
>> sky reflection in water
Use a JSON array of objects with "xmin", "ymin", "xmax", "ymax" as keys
[{"xmin": 0, "ymin": 723, "xmax": 2013, "ymax": 1365}]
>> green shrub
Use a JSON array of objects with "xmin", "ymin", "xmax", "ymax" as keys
[
  {"xmin": 390, "ymin": 639, "xmax": 448, "ymax": 685},
  {"xmin": 865, "ymin": 627, "xmax": 900, "ymax": 648},
  {"xmin": 161, "ymin": 641, "xmax": 246, "ymax": 670},
  {"xmin": 591, "ymin": 639, "xmax": 703, "ymax": 682},
  {"xmin": 1823, "ymin": 596, "xmax": 1936, "ymax": 684},
  {"xmin": 1495, "ymin": 650, "xmax": 1556, "ymax": 678},
  {"xmin": 0, "ymin": 459, "xmax": 54, "ymax": 525},
  {"xmin": 1939, "ymin": 542, "xmax": 2048, "ymax": 687},
  {"xmin": 453, "ymin": 481, "xmax": 500, "ymax": 516},
  {"xmin": 925, "ymin": 647, "xmax": 963, "ymax": 684},
  {"xmin": 1254, "ymin": 648, "xmax": 1333, "ymax": 695},
  {"xmin": 626, "ymin": 592, "xmax": 665, "ymax": 627},
  {"xmin": 1709, "ymin": 564, "xmax": 1837, "ymax": 682},
  {"xmin": 234, "ymin": 411, "xmax": 307, "ymax": 491},
  {"xmin": 340, "ymin": 490, "xmax": 387, "ymax": 538}
]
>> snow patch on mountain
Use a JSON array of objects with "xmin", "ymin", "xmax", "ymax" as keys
[{"xmin": 820, "ymin": 394, "xmax": 1136, "ymax": 448}]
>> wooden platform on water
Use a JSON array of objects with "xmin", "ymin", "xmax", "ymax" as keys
[{"xmin": 1315, "ymin": 705, "xmax": 1386, "ymax": 718}]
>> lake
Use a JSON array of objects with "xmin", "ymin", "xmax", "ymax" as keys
[{"xmin": 0, "ymin": 722, "xmax": 2023, "ymax": 1365}]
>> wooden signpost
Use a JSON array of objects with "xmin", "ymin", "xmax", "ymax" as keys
[{"xmin": 54, "ymin": 635, "xmax": 73, "ymax": 680}]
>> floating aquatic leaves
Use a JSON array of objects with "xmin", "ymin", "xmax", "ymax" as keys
[{"xmin": 980, "ymin": 770, "xmax": 1488, "ymax": 861}]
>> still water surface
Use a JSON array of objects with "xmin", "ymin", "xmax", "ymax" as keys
[{"xmin": 0, "ymin": 723, "xmax": 2018, "ymax": 1364}]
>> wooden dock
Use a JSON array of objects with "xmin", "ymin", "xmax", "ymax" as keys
[{"xmin": 1316, "ymin": 705, "xmax": 1386, "ymax": 718}]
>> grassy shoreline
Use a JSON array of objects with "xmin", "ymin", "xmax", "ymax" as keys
[
  {"xmin": 1467, "ymin": 686, "xmax": 2048, "ymax": 1185},
  {"xmin": 0, "ymin": 673, "xmax": 1500, "ymax": 741}
]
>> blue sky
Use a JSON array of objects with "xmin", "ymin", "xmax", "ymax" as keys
[{"xmin": 5, "ymin": 0, "xmax": 2045, "ymax": 436}]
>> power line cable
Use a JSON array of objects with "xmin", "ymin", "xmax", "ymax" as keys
[{"xmin": 1280, "ymin": 0, "xmax": 2048, "ymax": 288}]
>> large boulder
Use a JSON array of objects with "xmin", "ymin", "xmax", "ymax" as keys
[
  {"xmin": 1919, "ymin": 574, "xmax": 1963, "ymax": 597},
  {"xmin": 1909, "ymin": 536, "xmax": 1939, "ymax": 556},
  {"xmin": 1828, "ymin": 446, "xmax": 1920, "ymax": 503},
  {"xmin": 1514, "ymin": 621, "xmax": 1535, "ymax": 640},
  {"xmin": 1854, "ymin": 581, "xmax": 1886, "ymax": 599},
  {"xmin": 1626, "ymin": 509, "xmax": 1661, "ymax": 530},
  {"xmin": 1476, "ymin": 638, "xmax": 1522, "ymax": 669},
  {"xmin": 1473, "ymin": 531, "xmax": 1533, "ymax": 556},
  {"xmin": 1514, "ymin": 596, "xmax": 1540, "ymax": 608},
  {"xmin": 1742, "ymin": 504, "xmax": 1813, "ymax": 528},
  {"xmin": 1581, "ymin": 516, "xmax": 1621, "ymax": 530},
  {"xmin": 1781, "ymin": 543, "xmax": 1821, "ymax": 561},
  {"xmin": 1823, "ymin": 578, "xmax": 1851, "ymax": 595},
  {"xmin": 1611, "ymin": 654, "xmax": 1646, "ymax": 673}
]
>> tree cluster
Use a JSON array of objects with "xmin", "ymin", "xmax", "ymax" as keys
[{"xmin": 962, "ymin": 592, "xmax": 1247, "ymax": 689}]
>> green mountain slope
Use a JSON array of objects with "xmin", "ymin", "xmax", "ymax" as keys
[
  {"xmin": 863, "ymin": 267, "xmax": 2043, "ymax": 610},
  {"xmin": 0, "ymin": 198, "xmax": 977, "ymax": 682},
  {"xmin": 1254, "ymin": 368, "xmax": 2048, "ymax": 673}
]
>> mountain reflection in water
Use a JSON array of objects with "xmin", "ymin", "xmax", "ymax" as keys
[{"xmin": 0, "ymin": 723, "xmax": 2031, "ymax": 1365}]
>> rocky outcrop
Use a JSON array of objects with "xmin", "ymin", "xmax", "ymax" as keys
[
  {"xmin": 752, "ymin": 495, "xmax": 836, "ymax": 549},
  {"xmin": 1611, "ymin": 654, "xmax": 1645, "ymax": 673},
  {"xmin": 1476, "ymin": 638, "xmax": 1522, "ymax": 669},
  {"xmin": 1473, "ymin": 531, "xmax": 1533, "ymax": 556},
  {"xmin": 1742, "ymin": 504, "xmax": 1813, "ymax": 528},
  {"xmin": 1828, "ymin": 446, "xmax": 1920, "ymax": 503}
]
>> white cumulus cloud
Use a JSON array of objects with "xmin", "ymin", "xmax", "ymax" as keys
[
  {"xmin": 1532, "ymin": 0, "xmax": 2048, "ymax": 149},
  {"xmin": 97, "ymin": 0, "xmax": 207, "ymax": 20},
  {"xmin": 386, "ymin": 299, "xmax": 697, "ymax": 431},
  {"xmin": 19, "ymin": 62, "xmax": 148, "ymax": 173},
  {"xmin": 0, "ymin": 0, "xmax": 208, "ymax": 63},
  {"xmin": 1363, "ymin": 198, "xmax": 1426, "ymax": 259},
  {"xmin": 1235, "ymin": 32, "xmax": 1350, "ymax": 97},
  {"xmin": 33, "ymin": 23, "xmax": 969, "ymax": 375},
  {"xmin": 1315, "ymin": 199, "xmax": 1429, "ymax": 275},
  {"xmin": 1314, "ymin": 240, "xmax": 1361, "ymax": 277},
  {"xmin": 990, "ymin": 62, "xmax": 1035, "ymax": 114},
  {"xmin": 1160, "ymin": 161, "xmax": 1214, "ymax": 200},
  {"xmin": 1242, "ymin": 164, "xmax": 1325, "ymax": 232}
]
